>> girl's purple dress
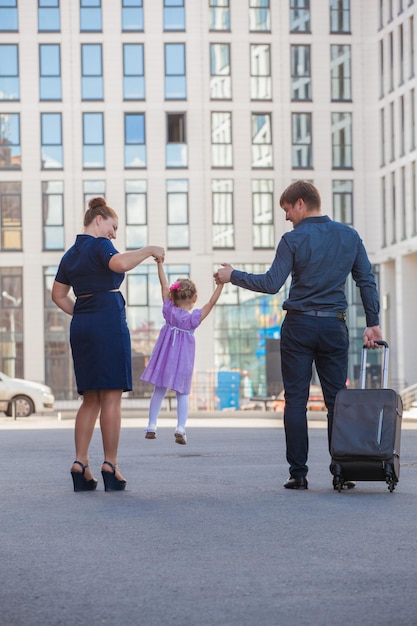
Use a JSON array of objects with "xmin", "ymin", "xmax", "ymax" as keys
[{"xmin": 140, "ymin": 299, "xmax": 202, "ymax": 394}]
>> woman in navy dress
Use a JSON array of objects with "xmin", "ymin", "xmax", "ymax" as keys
[{"xmin": 52, "ymin": 197, "xmax": 164, "ymax": 492}]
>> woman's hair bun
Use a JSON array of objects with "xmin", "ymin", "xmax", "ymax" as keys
[{"xmin": 88, "ymin": 197, "xmax": 107, "ymax": 210}]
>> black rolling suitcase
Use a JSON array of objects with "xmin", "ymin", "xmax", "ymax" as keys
[{"xmin": 330, "ymin": 341, "xmax": 403, "ymax": 492}]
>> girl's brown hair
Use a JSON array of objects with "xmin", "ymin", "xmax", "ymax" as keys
[
  {"xmin": 84, "ymin": 197, "xmax": 118, "ymax": 227},
  {"xmin": 168, "ymin": 278, "xmax": 197, "ymax": 304}
]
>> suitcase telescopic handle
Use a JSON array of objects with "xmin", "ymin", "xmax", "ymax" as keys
[{"xmin": 360, "ymin": 340, "xmax": 389, "ymax": 389}]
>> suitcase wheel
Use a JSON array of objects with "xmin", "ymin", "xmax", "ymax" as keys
[{"xmin": 385, "ymin": 463, "xmax": 397, "ymax": 492}]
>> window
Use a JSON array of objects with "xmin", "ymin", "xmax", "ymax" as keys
[
  {"xmin": 82, "ymin": 112, "xmax": 104, "ymax": 169},
  {"xmin": 251, "ymin": 113, "xmax": 273, "ymax": 168},
  {"xmin": 125, "ymin": 180, "xmax": 147, "ymax": 249},
  {"xmin": 250, "ymin": 44, "xmax": 271, "ymax": 100},
  {"xmin": 291, "ymin": 45, "xmax": 311, "ymax": 101},
  {"xmin": 166, "ymin": 113, "xmax": 187, "ymax": 168},
  {"xmin": 401, "ymin": 165, "xmax": 406, "ymax": 239},
  {"xmin": 390, "ymin": 101, "xmax": 395, "ymax": 161},
  {"xmin": 83, "ymin": 180, "xmax": 105, "ymax": 207},
  {"xmin": 213, "ymin": 263, "xmax": 287, "ymax": 393},
  {"xmin": 411, "ymin": 89, "xmax": 416, "ymax": 151},
  {"xmin": 211, "ymin": 112, "xmax": 233, "ymax": 168},
  {"xmin": 331, "ymin": 112, "xmax": 352, "ymax": 169},
  {"xmin": 410, "ymin": 16, "xmax": 415, "ymax": 78},
  {"xmin": 381, "ymin": 176, "xmax": 387, "ymax": 247},
  {"xmin": 81, "ymin": 44, "xmax": 103, "ymax": 100},
  {"xmin": 391, "ymin": 171, "xmax": 396, "ymax": 244},
  {"xmin": 39, "ymin": 44, "xmax": 61, "ymax": 100},
  {"xmin": 412, "ymin": 160, "xmax": 417, "ymax": 236},
  {"xmin": 399, "ymin": 24, "xmax": 404, "ymax": 87},
  {"xmin": 249, "ymin": 0, "xmax": 270, "ymax": 32},
  {"xmin": 212, "ymin": 179, "xmax": 234, "ymax": 248},
  {"xmin": 290, "ymin": 0, "xmax": 310, "ymax": 33},
  {"xmin": 0, "ymin": 181, "xmax": 22, "ymax": 250},
  {"xmin": 330, "ymin": 44, "xmax": 351, "ymax": 101},
  {"xmin": 292, "ymin": 112, "xmax": 312, "ymax": 168},
  {"xmin": 122, "ymin": 0, "xmax": 143, "ymax": 31},
  {"xmin": 209, "ymin": 0, "xmax": 230, "ymax": 31},
  {"xmin": 330, "ymin": 0, "xmax": 350, "ymax": 33},
  {"xmin": 332, "ymin": 180, "xmax": 353, "ymax": 224},
  {"xmin": 42, "ymin": 181, "xmax": 64, "ymax": 250},
  {"xmin": 44, "ymin": 265, "xmax": 73, "ymax": 400},
  {"xmin": 123, "ymin": 44, "xmax": 145, "ymax": 100},
  {"xmin": 0, "ymin": 267, "xmax": 23, "ymax": 379},
  {"xmin": 165, "ymin": 43, "xmax": 186, "ymax": 99},
  {"xmin": 252, "ymin": 179, "xmax": 274, "ymax": 248},
  {"xmin": 167, "ymin": 179, "xmax": 189, "ymax": 249},
  {"xmin": 210, "ymin": 43, "xmax": 231, "ymax": 99},
  {"xmin": 38, "ymin": 0, "xmax": 60, "ymax": 32},
  {"xmin": 379, "ymin": 39, "xmax": 384, "ymax": 98},
  {"xmin": 41, "ymin": 113, "xmax": 63, "ymax": 169},
  {"xmin": 124, "ymin": 113, "xmax": 146, "ymax": 168},
  {"xmin": 0, "ymin": 0, "xmax": 18, "ymax": 31},
  {"xmin": 400, "ymin": 94, "xmax": 405, "ymax": 156},
  {"xmin": 0, "ymin": 45, "xmax": 19, "ymax": 101},
  {"xmin": 80, "ymin": 0, "xmax": 102, "ymax": 32},
  {"xmin": 164, "ymin": 0, "xmax": 185, "ymax": 31},
  {"xmin": 389, "ymin": 31, "xmax": 394, "ymax": 91},
  {"xmin": 380, "ymin": 107, "xmax": 386, "ymax": 166},
  {"xmin": 0, "ymin": 113, "xmax": 21, "ymax": 169}
]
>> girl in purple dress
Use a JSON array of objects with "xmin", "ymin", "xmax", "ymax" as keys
[{"xmin": 141, "ymin": 261, "xmax": 223, "ymax": 444}]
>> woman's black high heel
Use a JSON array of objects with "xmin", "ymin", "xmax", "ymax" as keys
[
  {"xmin": 101, "ymin": 461, "xmax": 127, "ymax": 492},
  {"xmin": 71, "ymin": 461, "xmax": 98, "ymax": 492}
]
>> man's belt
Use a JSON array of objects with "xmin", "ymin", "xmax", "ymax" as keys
[{"xmin": 286, "ymin": 310, "xmax": 346, "ymax": 321}]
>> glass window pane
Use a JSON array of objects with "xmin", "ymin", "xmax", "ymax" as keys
[
  {"xmin": 0, "ymin": 45, "xmax": 19, "ymax": 100},
  {"xmin": 0, "ymin": 113, "xmax": 21, "ymax": 169}
]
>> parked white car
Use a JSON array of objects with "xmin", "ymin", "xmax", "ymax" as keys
[{"xmin": 0, "ymin": 372, "xmax": 55, "ymax": 417}]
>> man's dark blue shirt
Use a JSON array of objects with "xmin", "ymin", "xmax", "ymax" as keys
[{"xmin": 231, "ymin": 215, "xmax": 380, "ymax": 327}]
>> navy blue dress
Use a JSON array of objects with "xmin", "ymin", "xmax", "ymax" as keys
[{"xmin": 55, "ymin": 235, "xmax": 132, "ymax": 395}]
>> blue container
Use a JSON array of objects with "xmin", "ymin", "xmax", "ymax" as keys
[{"xmin": 216, "ymin": 371, "xmax": 241, "ymax": 410}]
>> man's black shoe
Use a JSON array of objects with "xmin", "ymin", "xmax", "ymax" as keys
[
  {"xmin": 283, "ymin": 476, "xmax": 308, "ymax": 489},
  {"xmin": 332, "ymin": 477, "xmax": 356, "ymax": 490}
]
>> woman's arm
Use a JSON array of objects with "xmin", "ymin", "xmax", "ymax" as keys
[
  {"xmin": 199, "ymin": 283, "xmax": 223, "ymax": 322},
  {"xmin": 108, "ymin": 245, "xmax": 165, "ymax": 273},
  {"xmin": 51, "ymin": 281, "xmax": 75, "ymax": 315}
]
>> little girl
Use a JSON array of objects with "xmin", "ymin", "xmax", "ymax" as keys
[{"xmin": 140, "ymin": 260, "xmax": 223, "ymax": 444}]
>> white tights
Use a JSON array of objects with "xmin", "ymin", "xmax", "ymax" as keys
[{"xmin": 148, "ymin": 386, "xmax": 189, "ymax": 430}]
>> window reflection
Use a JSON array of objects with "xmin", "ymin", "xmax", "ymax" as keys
[
  {"xmin": 0, "ymin": 113, "xmax": 21, "ymax": 169},
  {"xmin": 0, "ymin": 45, "xmax": 19, "ymax": 100},
  {"xmin": 40, "ymin": 44, "xmax": 62, "ymax": 101},
  {"xmin": 122, "ymin": 0, "xmax": 144, "ymax": 31},
  {"xmin": 41, "ymin": 113, "xmax": 63, "ymax": 169},
  {"xmin": 212, "ymin": 179, "xmax": 234, "ymax": 248},
  {"xmin": 82, "ymin": 112, "xmax": 104, "ymax": 169}
]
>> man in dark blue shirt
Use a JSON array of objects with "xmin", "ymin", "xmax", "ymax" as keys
[{"xmin": 214, "ymin": 180, "xmax": 383, "ymax": 490}]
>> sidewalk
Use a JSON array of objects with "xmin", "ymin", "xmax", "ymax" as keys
[{"xmin": 0, "ymin": 413, "xmax": 416, "ymax": 625}]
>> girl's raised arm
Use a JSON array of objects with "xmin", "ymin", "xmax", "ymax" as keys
[
  {"xmin": 157, "ymin": 259, "xmax": 170, "ymax": 301},
  {"xmin": 199, "ymin": 283, "xmax": 223, "ymax": 322}
]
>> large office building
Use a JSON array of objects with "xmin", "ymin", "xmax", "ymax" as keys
[{"xmin": 0, "ymin": 1, "xmax": 416, "ymax": 407}]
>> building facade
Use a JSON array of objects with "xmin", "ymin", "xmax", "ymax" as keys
[{"xmin": 0, "ymin": 0, "xmax": 415, "ymax": 406}]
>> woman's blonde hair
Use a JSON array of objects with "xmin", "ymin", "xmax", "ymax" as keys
[
  {"xmin": 168, "ymin": 278, "xmax": 197, "ymax": 304},
  {"xmin": 84, "ymin": 197, "xmax": 118, "ymax": 227}
]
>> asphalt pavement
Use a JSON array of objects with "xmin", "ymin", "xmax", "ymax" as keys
[{"xmin": 0, "ymin": 410, "xmax": 416, "ymax": 626}]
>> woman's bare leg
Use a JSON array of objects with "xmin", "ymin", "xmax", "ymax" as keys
[
  {"xmin": 99, "ymin": 389, "xmax": 125, "ymax": 481},
  {"xmin": 71, "ymin": 390, "xmax": 100, "ymax": 480}
]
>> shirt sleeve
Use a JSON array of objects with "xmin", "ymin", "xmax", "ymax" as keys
[
  {"xmin": 351, "ymin": 241, "xmax": 380, "ymax": 327},
  {"xmin": 54, "ymin": 258, "xmax": 70, "ymax": 285},
  {"xmin": 231, "ymin": 237, "xmax": 293, "ymax": 294},
  {"xmin": 95, "ymin": 238, "xmax": 120, "ymax": 267}
]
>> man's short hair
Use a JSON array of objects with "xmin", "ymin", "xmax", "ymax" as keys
[{"xmin": 279, "ymin": 180, "xmax": 321, "ymax": 211}]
